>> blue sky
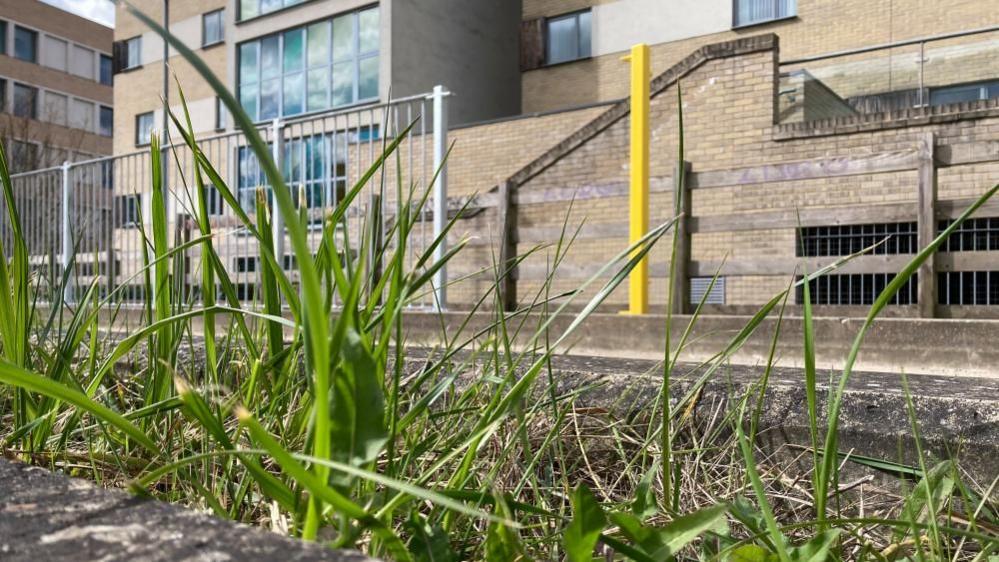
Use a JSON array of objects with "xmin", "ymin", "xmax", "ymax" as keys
[{"xmin": 42, "ymin": 0, "xmax": 115, "ymax": 27}]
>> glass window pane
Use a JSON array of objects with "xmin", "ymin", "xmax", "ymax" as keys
[
  {"xmin": 126, "ymin": 37, "xmax": 141, "ymax": 68},
  {"xmin": 359, "ymin": 56, "xmax": 378, "ymax": 100},
  {"xmin": 359, "ymin": 8, "xmax": 379, "ymax": 54},
  {"xmin": 260, "ymin": 35, "xmax": 280, "ymax": 79},
  {"xmin": 546, "ymin": 16, "xmax": 577, "ymax": 65},
  {"xmin": 260, "ymin": 78, "xmax": 279, "ymax": 119},
  {"xmin": 100, "ymin": 55, "xmax": 113, "ymax": 85},
  {"xmin": 240, "ymin": 82, "xmax": 258, "ymax": 120},
  {"xmin": 260, "ymin": 0, "xmax": 281, "ymax": 15},
  {"xmin": 0, "ymin": 22, "xmax": 6, "ymax": 56},
  {"xmin": 331, "ymin": 61, "xmax": 353, "ymax": 106},
  {"xmin": 282, "ymin": 72, "xmax": 304, "ymax": 116},
  {"xmin": 332, "ymin": 14, "xmax": 354, "ymax": 61},
  {"xmin": 307, "ymin": 67, "xmax": 328, "ymax": 111},
  {"xmin": 14, "ymin": 27, "xmax": 36, "ymax": 62},
  {"xmin": 307, "ymin": 22, "xmax": 329, "ymax": 67},
  {"xmin": 13, "ymin": 84, "xmax": 36, "ymax": 118},
  {"xmin": 239, "ymin": 42, "xmax": 258, "ymax": 84},
  {"xmin": 283, "ymin": 29, "xmax": 304, "ymax": 73},
  {"xmin": 240, "ymin": 0, "xmax": 258, "ymax": 20},
  {"xmin": 204, "ymin": 11, "xmax": 223, "ymax": 45},
  {"xmin": 100, "ymin": 107, "xmax": 113, "ymax": 137},
  {"xmin": 578, "ymin": 11, "xmax": 591, "ymax": 58}
]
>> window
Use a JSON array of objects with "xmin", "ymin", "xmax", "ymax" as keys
[
  {"xmin": 42, "ymin": 36, "xmax": 68, "ymax": 71},
  {"xmin": 215, "ymin": 96, "xmax": 226, "ymax": 130},
  {"xmin": 938, "ymin": 217, "xmax": 999, "ymax": 252},
  {"xmin": 797, "ymin": 222, "xmax": 917, "ymax": 257},
  {"xmin": 12, "ymin": 84, "xmax": 37, "ymax": 118},
  {"xmin": 0, "ymin": 21, "xmax": 6, "ymax": 56},
  {"xmin": 99, "ymin": 106, "xmax": 113, "ymax": 137},
  {"xmin": 734, "ymin": 0, "xmax": 796, "ymax": 27},
  {"xmin": 930, "ymin": 80, "xmax": 999, "ymax": 107},
  {"xmin": 44, "ymin": 92, "xmax": 68, "ymax": 126},
  {"xmin": 202, "ymin": 185, "xmax": 225, "ymax": 216},
  {"xmin": 135, "ymin": 111, "xmax": 154, "ymax": 145},
  {"xmin": 238, "ymin": 6, "xmax": 379, "ymax": 121},
  {"xmin": 690, "ymin": 277, "xmax": 726, "ymax": 305},
  {"xmin": 70, "ymin": 98, "xmax": 94, "ymax": 131},
  {"xmin": 545, "ymin": 11, "xmax": 590, "ymax": 65},
  {"xmin": 939, "ymin": 271, "xmax": 999, "ymax": 305},
  {"xmin": 124, "ymin": 36, "xmax": 142, "ymax": 70},
  {"xmin": 14, "ymin": 26, "xmax": 37, "ymax": 62},
  {"xmin": 796, "ymin": 273, "xmax": 917, "ymax": 306},
  {"xmin": 202, "ymin": 9, "xmax": 224, "ymax": 47},
  {"xmin": 239, "ymin": 0, "xmax": 306, "ymax": 21},
  {"xmin": 100, "ymin": 54, "xmax": 113, "ymax": 85},
  {"xmin": 70, "ymin": 45, "xmax": 95, "ymax": 79},
  {"xmin": 237, "ymin": 132, "xmax": 349, "ymax": 221},
  {"xmin": 116, "ymin": 194, "xmax": 141, "ymax": 227},
  {"xmin": 0, "ymin": 80, "xmax": 6, "ymax": 111},
  {"xmin": 234, "ymin": 256, "xmax": 259, "ymax": 272},
  {"xmin": 8, "ymin": 140, "xmax": 38, "ymax": 172}
]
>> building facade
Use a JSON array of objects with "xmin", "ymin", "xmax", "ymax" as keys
[
  {"xmin": 112, "ymin": 0, "xmax": 521, "ymax": 155},
  {"xmin": 0, "ymin": 0, "xmax": 113, "ymax": 172}
]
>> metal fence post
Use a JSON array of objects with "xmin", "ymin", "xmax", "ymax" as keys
[
  {"xmin": 60, "ymin": 161, "xmax": 73, "ymax": 304},
  {"xmin": 431, "ymin": 85, "xmax": 449, "ymax": 311},
  {"xmin": 270, "ymin": 118, "xmax": 285, "ymax": 268}
]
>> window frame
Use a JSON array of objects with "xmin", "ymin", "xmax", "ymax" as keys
[
  {"xmin": 99, "ymin": 106, "xmax": 113, "ymax": 137},
  {"xmin": 12, "ymin": 83, "xmax": 38, "ymax": 119},
  {"xmin": 123, "ymin": 35, "xmax": 142, "ymax": 70},
  {"xmin": 543, "ymin": 9, "xmax": 591, "ymax": 66},
  {"xmin": 135, "ymin": 111, "xmax": 154, "ymax": 146},
  {"xmin": 732, "ymin": 0, "xmax": 797, "ymax": 28},
  {"xmin": 99, "ymin": 54, "xmax": 113, "ymax": 85},
  {"xmin": 215, "ymin": 96, "xmax": 226, "ymax": 130},
  {"xmin": 116, "ymin": 194, "xmax": 141, "ymax": 228},
  {"xmin": 13, "ymin": 25, "xmax": 37, "ymax": 63},
  {"xmin": 0, "ymin": 21, "xmax": 7, "ymax": 56},
  {"xmin": 236, "ymin": 6, "xmax": 379, "ymax": 122},
  {"xmin": 202, "ymin": 9, "xmax": 225, "ymax": 48}
]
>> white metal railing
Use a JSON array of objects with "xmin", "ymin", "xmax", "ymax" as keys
[{"xmin": 3, "ymin": 86, "xmax": 451, "ymax": 313}]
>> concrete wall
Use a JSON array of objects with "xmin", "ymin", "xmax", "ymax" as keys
[{"xmin": 391, "ymin": 0, "xmax": 521, "ymax": 125}]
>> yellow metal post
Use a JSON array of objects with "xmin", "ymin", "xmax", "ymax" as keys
[{"xmin": 624, "ymin": 44, "xmax": 650, "ymax": 314}]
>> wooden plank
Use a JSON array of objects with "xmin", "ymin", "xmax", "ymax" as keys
[
  {"xmin": 497, "ymin": 180, "xmax": 517, "ymax": 311},
  {"xmin": 937, "ymin": 198, "xmax": 999, "ymax": 219},
  {"xmin": 937, "ymin": 251, "xmax": 999, "ymax": 271},
  {"xmin": 689, "ymin": 149, "xmax": 919, "ymax": 189},
  {"xmin": 916, "ymin": 132, "xmax": 937, "ymax": 318},
  {"xmin": 936, "ymin": 140, "xmax": 999, "ymax": 167},
  {"xmin": 691, "ymin": 255, "xmax": 914, "ymax": 277},
  {"xmin": 692, "ymin": 202, "xmax": 919, "ymax": 233},
  {"xmin": 671, "ymin": 161, "xmax": 691, "ymax": 314},
  {"xmin": 513, "ymin": 177, "xmax": 670, "ymax": 206}
]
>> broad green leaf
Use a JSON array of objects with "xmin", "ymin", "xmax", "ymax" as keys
[
  {"xmin": 730, "ymin": 544, "xmax": 778, "ymax": 562},
  {"xmin": 647, "ymin": 504, "xmax": 729, "ymax": 559},
  {"xmin": 897, "ymin": 460, "xmax": 956, "ymax": 537},
  {"xmin": 329, "ymin": 327, "xmax": 388, "ymax": 478},
  {"xmin": 632, "ymin": 461, "xmax": 660, "ymax": 520},
  {"xmin": 484, "ymin": 494, "xmax": 531, "ymax": 562},
  {"xmin": 564, "ymin": 484, "xmax": 607, "ymax": 562}
]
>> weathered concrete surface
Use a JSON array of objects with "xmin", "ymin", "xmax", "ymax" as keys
[
  {"xmin": 0, "ymin": 460, "xmax": 376, "ymax": 562},
  {"xmin": 438, "ymin": 351, "xmax": 999, "ymax": 489}
]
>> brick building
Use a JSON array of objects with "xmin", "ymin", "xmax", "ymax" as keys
[
  {"xmin": 0, "ymin": 0, "xmax": 113, "ymax": 172},
  {"xmin": 85, "ymin": 1, "xmax": 999, "ymax": 316}
]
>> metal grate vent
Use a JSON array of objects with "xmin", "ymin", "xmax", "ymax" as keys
[{"xmin": 690, "ymin": 277, "xmax": 725, "ymax": 305}]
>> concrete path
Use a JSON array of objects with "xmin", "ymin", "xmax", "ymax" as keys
[{"xmin": 0, "ymin": 459, "xmax": 376, "ymax": 562}]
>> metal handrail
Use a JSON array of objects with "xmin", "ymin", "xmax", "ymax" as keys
[{"xmin": 780, "ymin": 25, "xmax": 999, "ymax": 65}]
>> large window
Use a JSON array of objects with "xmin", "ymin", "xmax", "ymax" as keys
[
  {"xmin": 545, "ymin": 10, "xmax": 590, "ymax": 65},
  {"xmin": 100, "ymin": 106, "xmax": 113, "ymax": 137},
  {"xmin": 239, "ymin": 0, "xmax": 305, "ymax": 22},
  {"xmin": 734, "ymin": 0, "xmax": 796, "ymax": 27},
  {"xmin": 12, "ymin": 83, "xmax": 37, "ymax": 118},
  {"xmin": 796, "ymin": 273, "xmax": 917, "ymax": 306},
  {"xmin": 930, "ymin": 80, "xmax": 999, "ymax": 107},
  {"xmin": 237, "ymin": 132, "xmax": 349, "ymax": 221},
  {"xmin": 135, "ymin": 111, "xmax": 154, "ymax": 145},
  {"xmin": 202, "ymin": 9, "xmax": 224, "ymax": 47},
  {"xmin": 100, "ymin": 54, "xmax": 113, "ymax": 85},
  {"xmin": 116, "ymin": 194, "xmax": 141, "ymax": 227},
  {"xmin": 797, "ymin": 222, "xmax": 917, "ymax": 257},
  {"xmin": 939, "ymin": 271, "xmax": 999, "ymax": 306},
  {"xmin": 0, "ymin": 21, "xmax": 6, "ymax": 56},
  {"xmin": 14, "ymin": 26, "xmax": 37, "ymax": 63},
  {"xmin": 238, "ymin": 6, "xmax": 379, "ymax": 121}
]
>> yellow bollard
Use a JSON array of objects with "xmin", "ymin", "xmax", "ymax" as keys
[{"xmin": 622, "ymin": 44, "xmax": 650, "ymax": 315}]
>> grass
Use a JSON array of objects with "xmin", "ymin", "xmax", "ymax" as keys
[{"xmin": 1, "ymin": 3, "xmax": 998, "ymax": 560}]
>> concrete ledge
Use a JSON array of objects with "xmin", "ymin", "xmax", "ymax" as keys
[{"xmin": 0, "ymin": 459, "xmax": 375, "ymax": 562}]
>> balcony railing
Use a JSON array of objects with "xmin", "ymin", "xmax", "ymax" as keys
[{"xmin": 777, "ymin": 26, "xmax": 999, "ymax": 124}]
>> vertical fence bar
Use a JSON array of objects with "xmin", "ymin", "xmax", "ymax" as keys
[
  {"xmin": 61, "ymin": 161, "xmax": 73, "ymax": 304},
  {"xmin": 270, "ymin": 118, "xmax": 285, "ymax": 271},
  {"xmin": 430, "ymin": 85, "xmax": 449, "ymax": 311}
]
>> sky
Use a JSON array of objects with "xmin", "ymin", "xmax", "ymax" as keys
[{"xmin": 41, "ymin": 0, "xmax": 115, "ymax": 28}]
